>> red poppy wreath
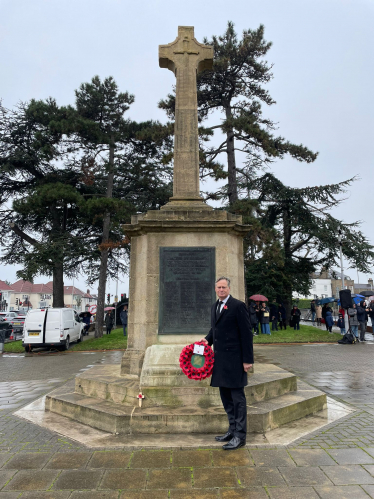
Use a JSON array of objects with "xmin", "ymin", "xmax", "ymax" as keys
[{"xmin": 179, "ymin": 341, "xmax": 214, "ymax": 380}]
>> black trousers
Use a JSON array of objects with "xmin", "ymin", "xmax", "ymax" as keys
[{"xmin": 219, "ymin": 387, "xmax": 247, "ymax": 440}]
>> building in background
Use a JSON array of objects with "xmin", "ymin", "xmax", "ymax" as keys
[
  {"xmin": 7, "ymin": 280, "xmax": 97, "ymax": 312},
  {"xmin": 0, "ymin": 280, "xmax": 14, "ymax": 312},
  {"xmin": 63, "ymin": 286, "xmax": 97, "ymax": 311}
]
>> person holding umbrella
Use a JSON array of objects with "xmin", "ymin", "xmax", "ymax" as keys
[{"xmin": 105, "ymin": 310, "xmax": 114, "ymax": 334}]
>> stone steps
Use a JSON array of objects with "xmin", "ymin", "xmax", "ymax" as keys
[
  {"xmin": 45, "ymin": 381, "xmax": 326, "ymax": 435},
  {"xmin": 74, "ymin": 363, "xmax": 297, "ymax": 408}
]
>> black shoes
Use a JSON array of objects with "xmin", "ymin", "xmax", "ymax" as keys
[
  {"xmin": 215, "ymin": 431, "xmax": 233, "ymax": 442},
  {"xmin": 222, "ymin": 436, "xmax": 246, "ymax": 450}
]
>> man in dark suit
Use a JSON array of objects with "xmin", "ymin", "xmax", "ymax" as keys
[{"xmin": 201, "ymin": 276, "xmax": 253, "ymax": 450}]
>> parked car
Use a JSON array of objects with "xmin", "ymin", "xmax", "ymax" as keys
[
  {"xmin": 9, "ymin": 315, "xmax": 26, "ymax": 337},
  {"xmin": 0, "ymin": 321, "xmax": 12, "ymax": 341},
  {"xmin": 0, "ymin": 312, "xmax": 21, "ymax": 322},
  {"xmin": 23, "ymin": 308, "xmax": 84, "ymax": 353}
]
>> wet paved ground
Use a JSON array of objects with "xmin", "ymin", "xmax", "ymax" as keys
[{"xmin": 0, "ymin": 338, "xmax": 374, "ymax": 496}]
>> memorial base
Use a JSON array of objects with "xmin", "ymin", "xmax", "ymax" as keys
[{"xmin": 46, "ymin": 345, "xmax": 327, "ymax": 435}]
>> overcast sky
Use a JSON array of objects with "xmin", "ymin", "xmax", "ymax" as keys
[{"xmin": 1, "ymin": 0, "xmax": 373, "ymax": 295}]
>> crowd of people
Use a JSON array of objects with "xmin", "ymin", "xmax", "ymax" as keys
[
  {"xmin": 248, "ymin": 300, "xmax": 302, "ymax": 335},
  {"xmin": 310, "ymin": 299, "xmax": 374, "ymax": 341}
]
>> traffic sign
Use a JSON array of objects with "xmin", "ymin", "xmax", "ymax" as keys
[{"xmin": 89, "ymin": 304, "xmax": 97, "ymax": 314}]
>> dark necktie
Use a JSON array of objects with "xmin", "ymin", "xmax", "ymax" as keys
[{"xmin": 217, "ymin": 301, "xmax": 224, "ymax": 316}]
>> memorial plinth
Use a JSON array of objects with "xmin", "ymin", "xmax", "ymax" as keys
[{"xmin": 121, "ymin": 205, "xmax": 249, "ymax": 377}]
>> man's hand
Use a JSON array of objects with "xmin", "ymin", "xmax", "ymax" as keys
[
  {"xmin": 243, "ymin": 363, "xmax": 253, "ymax": 372},
  {"xmin": 200, "ymin": 338, "xmax": 208, "ymax": 344}
]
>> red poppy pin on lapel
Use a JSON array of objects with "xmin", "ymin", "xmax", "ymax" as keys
[{"xmin": 223, "ymin": 305, "xmax": 228, "ymax": 310}]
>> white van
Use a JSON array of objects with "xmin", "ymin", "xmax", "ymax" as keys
[{"xmin": 22, "ymin": 308, "xmax": 84, "ymax": 352}]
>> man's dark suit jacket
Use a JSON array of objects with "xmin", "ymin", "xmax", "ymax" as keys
[{"xmin": 205, "ymin": 296, "xmax": 253, "ymax": 388}]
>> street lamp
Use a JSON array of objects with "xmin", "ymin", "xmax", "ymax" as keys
[{"xmin": 338, "ymin": 230, "xmax": 345, "ymax": 290}]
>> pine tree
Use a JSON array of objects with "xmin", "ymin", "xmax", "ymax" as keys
[
  {"xmin": 72, "ymin": 76, "xmax": 172, "ymax": 336},
  {"xmin": 243, "ymin": 174, "xmax": 374, "ymax": 319}
]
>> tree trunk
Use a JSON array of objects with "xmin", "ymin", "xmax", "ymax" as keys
[
  {"xmin": 95, "ymin": 140, "xmax": 115, "ymax": 338},
  {"xmin": 52, "ymin": 261, "xmax": 64, "ymax": 307},
  {"xmin": 51, "ymin": 203, "xmax": 65, "ymax": 308},
  {"xmin": 225, "ymin": 106, "xmax": 238, "ymax": 206},
  {"xmin": 282, "ymin": 205, "xmax": 293, "ymax": 323}
]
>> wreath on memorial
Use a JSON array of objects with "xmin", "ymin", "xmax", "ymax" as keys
[{"xmin": 179, "ymin": 341, "xmax": 214, "ymax": 380}]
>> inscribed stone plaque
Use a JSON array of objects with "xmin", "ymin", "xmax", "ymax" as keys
[{"xmin": 159, "ymin": 247, "xmax": 216, "ymax": 335}]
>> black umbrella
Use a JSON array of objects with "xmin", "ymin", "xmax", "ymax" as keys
[{"xmin": 357, "ymin": 290, "xmax": 374, "ymax": 297}]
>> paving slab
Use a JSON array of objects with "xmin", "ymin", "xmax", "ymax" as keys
[
  {"xmin": 52, "ymin": 470, "xmax": 103, "ymax": 490},
  {"xmin": 267, "ymin": 486, "xmax": 320, "ymax": 498},
  {"xmin": 314, "ymin": 485, "xmax": 371, "ymax": 498},
  {"xmin": 70, "ymin": 493, "xmax": 119, "ymax": 499},
  {"xmin": 0, "ymin": 471, "xmax": 16, "ymax": 489},
  {"xmin": 220, "ymin": 489, "xmax": 269, "ymax": 499},
  {"xmin": 193, "ymin": 468, "xmax": 239, "ymax": 488},
  {"xmin": 3, "ymin": 470, "xmax": 59, "ymax": 491},
  {"xmin": 119, "ymin": 492, "xmax": 168, "ymax": 499},
  {"xmin": 44, "ymin": 451, "xmax": 92, "ymax": 469},
  {"xmin": 321, "ymin": 464, "xmax": 374, "ymax": 485},
  {"xmin": 0, "ymin": 455, "xmax": 12, "ymax": 468},
  {"xmin": 236, "ymin": 467, "xmax": 286, "ymax": 487},
  {"xmin": 130, "ymin": 450, "xmax": 171, "ymax": 469},
  {"xmin": 172, "ymin": 450, "xmax": 211, "ymax": 468},
  {"xmin": 288, "ymin": 449, "xmax": 336, "ymax": 466},
  {"xmin": 362, "ymin": 484, "xmax": 374, "ymax": 497},
  {"xmin": 99, "ymin": 469, "xmax": 147, "ymax": 490},
  {"xmin": 3, "ymin": 452, "xmax": 52, "ymax": 469},
  {"xmin": 147, "ymin": 469, "xmax": 192, "ymax": 489},
  {"xmin": 17, "ymin": 492, "xmax": 71, "ymax": 499},
  {"xmin": 0, "ymin": 493, "xmax": 24, "ymax": 499},
  {"xmin": 211, "ymin": 449, "xmax": 253, "ymax": 467},
  {"xmin": 88, "ymin": 451, "xmax": 132, "ymax": 469},
  {"xmin": 278, "ymin": 466, "xmax": 332, "ymax": 486},
  {"xmin": 326, "ymin": 448, "xmax": 374, "ymax": 464},
  {"xmin": 169, "ymin": 490, "xmax": 219, "ymax": 499},
  {"xmin": 250, "ymin": 448, "xmax": 295, "ymax": 467},
  {"xmin": 363, "ymin": 464, "xmax": 374, "ymax": 475}
]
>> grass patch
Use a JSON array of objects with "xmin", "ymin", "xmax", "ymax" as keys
[
  {"xmin": 3, "ymin": 340, "xmax": 25, "ymax": 353},
  {"xmin": 253, "ymin": 324, "xmax": 342, "ymax": 344},
  {"xmin": 70, "ymin": 327, "xmax": 127, "ymax": 351},
  {"xmin": 3, "ymin": 327, "xmax": 127, "ymax": 353}
]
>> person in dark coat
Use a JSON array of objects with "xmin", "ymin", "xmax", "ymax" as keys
[
  {"xmin": 325, "ymin": 307, "xmax": 334, "ymax": 333},
  {"xmin": 248, "ymin": 302, "xmax": 259, "ymax": 336},
  {"xmin": 278, "ymin": 304, "xmax": 287, "ymax": 329},
  {"xmin": 322, "ymin": 304, "xmax": 328, "ymax": 330},
  {"xmin": 270, "ymin": 300, "xmax": 278, "ymax": 331},
  {"xmin": 337, "ymin": 314, "xmax": 345, "ymax": 335},
  {"xmin": 105, "ymin": 311, "xmax": 114, "ymax": 334},
  {"xmin": 310, "ymin": 300, "xmax": 316, "ymax": 324},
  {"xmin": 291, "ymin": 305, "xmax": 301, "ymax": 330},
  {"xmin": 82, "ymin": 313, "xmax": 90, "ymax": 335},
  {"xmin": 259, "ymin": 302, "xmax": 271, "ymax": 335},
  {"xmin": 203, "ymin": 276, "xmax": 253, "ymax": 451},
  {"xmin": 357, "ymin": 300, "xmax": 368, "ymax": 341},
  {"xmin": 369, "ymin": 302, "xmax": 374, "ymax": 336},
  {"xmin": 120, "ymin": 305, "xmax": 128, "ymax": 336}
]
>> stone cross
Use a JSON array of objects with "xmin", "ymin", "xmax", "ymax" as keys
[{"xmin": 159, "ymin": 26, "xmax": 213, "ymax": 204}]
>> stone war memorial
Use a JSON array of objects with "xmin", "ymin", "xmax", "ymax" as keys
[{"xmin": 45, "ymin": 27, "xmax": 327, "ymax": 441}]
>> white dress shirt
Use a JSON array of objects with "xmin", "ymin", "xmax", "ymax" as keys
[{"xmin": 217, "ymin": 295, "xmax": 230, "ymax": 314}]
